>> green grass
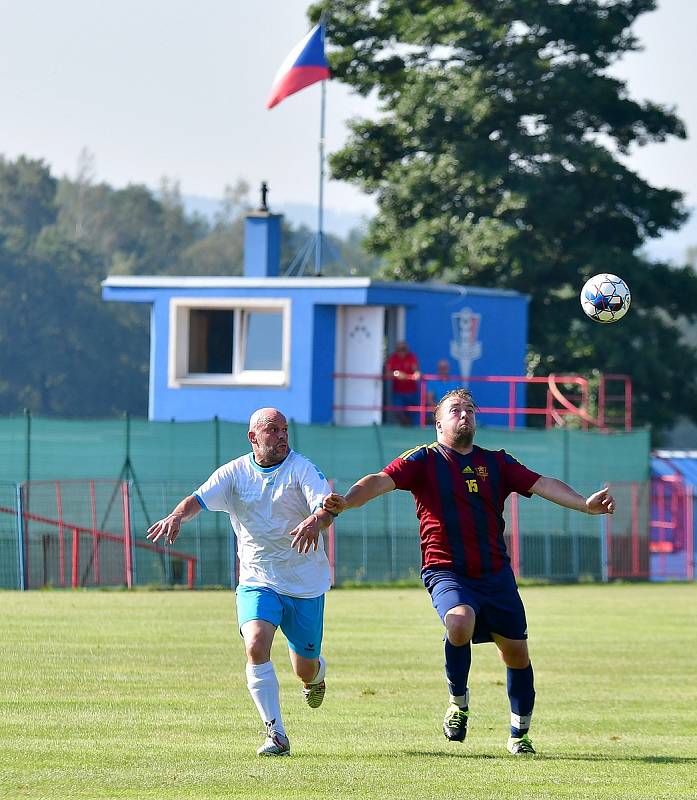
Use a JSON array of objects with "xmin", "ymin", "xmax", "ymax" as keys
[{"xmin": 1, "ymin": 584, "xmax": 696, "ymax": 799}]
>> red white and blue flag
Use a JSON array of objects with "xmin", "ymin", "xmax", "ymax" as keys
[{"xmin": 266, "ymin": 23, "xmax": 330, "ymax": 109}]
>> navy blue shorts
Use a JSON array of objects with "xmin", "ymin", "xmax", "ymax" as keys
[{"xmin": 422, "ymin": 565, "xmax": 528, "ymax": 644}]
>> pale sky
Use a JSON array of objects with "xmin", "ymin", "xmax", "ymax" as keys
[{"xmin": 0, "ymin": 0, "xmax": 694, "ymax": 230}]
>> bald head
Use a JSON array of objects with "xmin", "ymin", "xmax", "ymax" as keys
[
  {"xmin": 249, "ymin": 407, "xmax": 286, "ymax": 433},
  {"xmin": 248, "ymin": 407, "xmax": 289, "ymax": 467}
]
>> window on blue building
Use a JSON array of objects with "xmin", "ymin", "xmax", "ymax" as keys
[
  {"xmin": 242, "ymin": 310, "xmax": 283, "ymax": 370},
  {"xmin": 189, "ymin": 309, "xmax": 234, "ymax": 373},
  {"xmin": 169, "ymin": 298, "xmax": 290, "ymax": 387}
]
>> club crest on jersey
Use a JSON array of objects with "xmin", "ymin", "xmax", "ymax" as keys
[{"xmin": 476, "ymin": 466, "xmax": 488, "ymax": 479}]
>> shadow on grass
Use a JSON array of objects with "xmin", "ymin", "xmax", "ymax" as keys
[{"xmin": 405, "ymin": 751, "xmax": 697, "ymax": 764}]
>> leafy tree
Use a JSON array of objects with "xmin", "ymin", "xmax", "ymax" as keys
[
  {"xmin": 0, "ymin": 157, "xmax": 149, "ymax": 417},
  {"xmin": 313, "ymin": 0, "xmax": 697, "ymax": 436},
  {"xmin": 0, "ymin": 156, "xmax": 58, "ymax": 246}
]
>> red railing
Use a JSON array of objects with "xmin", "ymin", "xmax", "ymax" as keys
[
  {"xmin": 0, "ymin": 480, "xmax": 197, "ymax": 589},
  {"xmin": 333, "ymin": 372, "xmax": 632, "ymax": 430}
]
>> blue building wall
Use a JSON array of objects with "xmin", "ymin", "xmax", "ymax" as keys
[
  {"xmin": 102, "ymin": 277, "xmax": 529, "ymax": 424},
  {"xmin": 364, "ymin": 284, "xmax": 528, "ymax": 426},
  {"xmin": 311, "ymin": 304, "xmax": 337, "ymax": 422}
]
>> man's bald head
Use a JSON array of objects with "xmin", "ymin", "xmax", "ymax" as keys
[{"xmin": 248, "ymin": 407, "xmax": 286, "ymax": 433}]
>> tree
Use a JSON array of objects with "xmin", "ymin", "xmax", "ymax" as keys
[
  {"xmin": 0, "ymin": 157, "xmax": 150, "ymax": 417},
  {"xmin": 0, "ymin": 156, "xmax": 58, "ymax": 247},
  {"xmin": 314, "ymin": 0, "xmax": 697, "ymax": 436}
]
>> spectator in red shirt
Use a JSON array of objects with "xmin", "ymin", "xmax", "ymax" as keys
[{"xmin": 384, "ymin": 341, "xmax": 421, "ymax": 425}]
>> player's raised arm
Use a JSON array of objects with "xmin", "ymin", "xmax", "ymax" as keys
[
  {"xmin": 530, "ymin": 477, "xmax": 616, "ymax": 515},
  {"xmin": 323, "ymin": 472, "xmax": 396, "ymax": 514},
  {"xmin": 146, "ymin": 494, "xmax": 203, "ymax": 545}
]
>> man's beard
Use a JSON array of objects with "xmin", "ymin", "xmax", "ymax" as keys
[
  {"xmin": 451, "ymin": 428, "xmax": 474, "ymax": 449},
  {"xmin": 255, "ymin": 442, "xmax": 288, "ymax": 466}
]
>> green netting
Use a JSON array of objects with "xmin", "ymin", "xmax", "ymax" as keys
[
  {"xmin": 0, "ymin": 415, "xmax": 649, "ymax": 486},
  {"xmin": 0, "ymin": 417, "xmax": 651, "ymax": 588}
]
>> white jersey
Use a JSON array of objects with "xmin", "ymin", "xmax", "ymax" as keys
[{"xmin": 194, "ymin": 450, "xmax": 331, "ymax": 598}]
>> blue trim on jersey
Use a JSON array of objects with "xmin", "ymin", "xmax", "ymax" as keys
[
  {"xmin": 193, "ymin": 493, "xmax": 207, "ymax": 511},
  {"xmin": 248, "ymin": 451, "xmax": 291, "ymax": 474},
  {"xmin": 434, "ymin": 450, "xmax": 467, "ymax": 570}
]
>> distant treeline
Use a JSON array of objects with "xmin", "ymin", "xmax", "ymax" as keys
[{"xmin": 0, "ymin": 154, "xmax": 380, "ymax": 418}]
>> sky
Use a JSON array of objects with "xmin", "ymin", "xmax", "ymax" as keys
[{"xmin": 0, "ymin": 1, "xmax": 695, "ymax": 250}]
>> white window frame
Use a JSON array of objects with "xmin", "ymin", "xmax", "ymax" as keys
[{"xmin": 168, "ymin": 297, "xmax": 291, "ymax": 387}]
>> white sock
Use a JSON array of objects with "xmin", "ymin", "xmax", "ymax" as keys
[
  {"xmin": 307, "ymin": 655, "xmax": 326, "ymax": 685},
  {"xmin": 449, "ymin": 689, "xmax": 469, "ymax": 709},
  {"xmin": 246, "ymin": 661, "xmax": 285, "ymax": 735}
]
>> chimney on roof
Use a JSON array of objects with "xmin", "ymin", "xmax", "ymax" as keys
[{"xmin": 244, "ymin": 181, "xmax": 282, "ymax": 278}]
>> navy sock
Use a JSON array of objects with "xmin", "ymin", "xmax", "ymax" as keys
[
  {"xmin": 445, "ymin": 639, "xmax": 471, "ymax": 704},
  {"xmin": 507, "ymin": 663, "xmax": 535, "ymax": 737}
]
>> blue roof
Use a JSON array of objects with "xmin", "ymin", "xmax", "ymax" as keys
[{"xmin": 652, "ymin": 452, "xmax": 697, "ymax": 485}]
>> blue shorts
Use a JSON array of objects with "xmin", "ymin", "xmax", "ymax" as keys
[
  {"xmin": 236, "ymin": 585, "xmax": 325, "ymax": 659},
  {"xmin": 422, "ymin": 565, "xmax": 528, "ymax": 644}
]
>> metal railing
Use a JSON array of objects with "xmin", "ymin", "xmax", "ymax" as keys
[{"xmin": 332, "ymin": 372, "xmax": 632, "ymax": 430}]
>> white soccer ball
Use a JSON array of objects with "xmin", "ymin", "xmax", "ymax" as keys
[{"xmin": 580, "ymin": 273, "xmax": 631, "ymax": 323}]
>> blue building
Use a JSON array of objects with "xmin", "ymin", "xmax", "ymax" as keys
[{"xmin": 102, "ymin": 211, "xmax": 530, "ymax": 424}]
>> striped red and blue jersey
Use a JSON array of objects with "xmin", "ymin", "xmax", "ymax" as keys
[{"xmin": 383, "ymin": 443, "xmax": 540, "ymax": 579}]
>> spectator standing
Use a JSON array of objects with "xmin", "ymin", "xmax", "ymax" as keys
[{"xmin": 385, "ymin": 341, "xmax": 421, "ymax": 425}]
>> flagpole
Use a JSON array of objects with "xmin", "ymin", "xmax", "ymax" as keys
[{"xmin": 315, "ymin": 64, "xmax": 327, "ymax": 276}]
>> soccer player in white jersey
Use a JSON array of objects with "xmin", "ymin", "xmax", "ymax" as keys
[{"xmin": 146, "ymin": 407, "xmax": 336, "ymax": 757}]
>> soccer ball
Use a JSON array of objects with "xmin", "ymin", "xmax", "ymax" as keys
[{"xmin": 580, "ymin": 273, "xmax": 631, "ymax": 323}]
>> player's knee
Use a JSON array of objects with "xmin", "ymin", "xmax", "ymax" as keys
[
  {"xmin": 445, "ymin": 608, "xmax": 475, "ymax": 646},
  {"xmin": 245, "ymin": 635, "xmax": 272, "ymax": 664}
]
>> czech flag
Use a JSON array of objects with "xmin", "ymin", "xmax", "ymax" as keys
[{"xmin": 266, "ymin": 23, "xmax": 330, "ymax": 109}]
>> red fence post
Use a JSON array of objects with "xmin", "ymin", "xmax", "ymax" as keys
[
  {"xmin": 419, "ymin": 379, "xmax": 428, "ymax": 428},
  {"xmin": 71, "ymin": 527, "xmax": 79, "ymax": 589},
  {"xmin": 90, "ymin": 479, "xmax": 100, "ymax": 586},
  {"xmin": 121, "ymin": 481, "xmax": 133, "ymax": 589},
  {"xmin": 55, "ymin": 481, "xmax": 65, "ymax": 587}
]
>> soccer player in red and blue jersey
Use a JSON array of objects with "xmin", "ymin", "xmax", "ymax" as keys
[{"xmin": 323, "ymin": 388, "xmax": 616, "ymax": 755}]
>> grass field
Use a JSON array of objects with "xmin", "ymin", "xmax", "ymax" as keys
[{"xmin": 1, "ymin": 583, "xmax": 696, "ymax": 800}]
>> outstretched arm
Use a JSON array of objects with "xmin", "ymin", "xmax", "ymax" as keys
[
  {"xmin": 146, "ymin": 495, "xmax": 203, "ymax": 545},
  {"xmin": 323, "ymin": 472, "xmax": 396, "ymax": 515},
  {"xmin": 530, "ymin": 477, "xmax": 615, "ymax": 515}
]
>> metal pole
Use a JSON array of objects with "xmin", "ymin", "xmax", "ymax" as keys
[
  {"xmin": 315, "ymin": 78, "xmax": 326, "ymax": 276},
  {"xmin": 15, "ymin": 483, "xmax": 26, "ymax": 590}
]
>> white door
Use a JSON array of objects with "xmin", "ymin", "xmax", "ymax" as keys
[{"xmin": 334, "ymin": 306, "xmax": 384, "ymax": 425}]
